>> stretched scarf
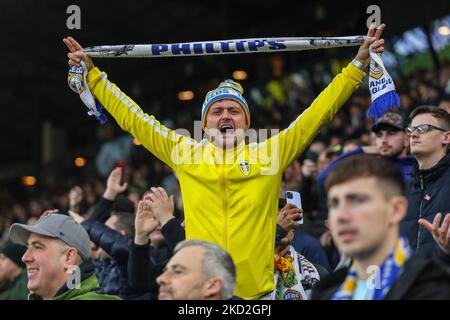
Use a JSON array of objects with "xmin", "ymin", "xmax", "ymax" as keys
[
  {"xmin": 271, "ymin": 245, "xmax": 320, "ymax": 300},
  {"xmin": 83, "ymin": 36, "xmax": 365, "ymax": 58},
  {"xmin": 69, "ymin": 36, "xmax": 364, "ymax": 122},
  {"xmin": 332, "ymin": 237, "xmax": 412, "ymax": 300}
]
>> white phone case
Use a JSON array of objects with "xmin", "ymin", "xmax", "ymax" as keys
[{"xmin": 285, "ymin": 191, "xmax": 303, "ymax": 224}]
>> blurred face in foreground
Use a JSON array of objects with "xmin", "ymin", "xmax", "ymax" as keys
[{"xmin": 327, "ymin": 177, "xmax": 405, "ymax": 261}]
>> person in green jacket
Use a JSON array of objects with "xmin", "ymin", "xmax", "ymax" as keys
[
  {"xmin": 0, "ymin": 242, "xmax": 28, "ymax": 300},
  {"xmin": 9, "ymin": 214, "xmax": 120, "ymax": 300}
]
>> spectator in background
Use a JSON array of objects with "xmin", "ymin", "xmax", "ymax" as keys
[
  {"xmin": 438, "ymin": 94, "xmax": 450, "ymax": 114},
  {"xmin": 281, "ymin": 159, "xmax": 302, "ymax": 192},
  {"xmin": 318, "ymin": 147, "xmax": 341, "ymax": 174},
  {"xmin": 95, "ymin": 133, "xmax": 134, "ymax": 177},
  {"xmin": 0, "ymin": 242, "xmax": 28, "ymax": 299},
  {"xmin": 69, "ymin": 209, "xmax": 153, "ymax": 299},
  {"xmin": 403, "ymin": 106, "xmax": 450, "ymax": 258},
  {"xmin": 417, "ymin": 82, "xmax": 441, "ymax": 106},
  {"xmin": 144, "ymin": 187, "xmax": 185, "ymax": 250},
  {"xmin": 297, "ymin": 151, "xmax": 327, "ymax": 238},
  {"xmin": 157, "ymin": 239, "xmax": 236, "ymax": 300},
  {"xmin": 276, "ymin": 186, "xmax": 329, "ymax": 271},
  {"xmin": 87, "ymin": 167, "xmax": 134, "ymax": 224},
  {"xmin": 9, "ymin": 214, "xmax": 120, "ymax": 300},
  {"xmin": 279, "ymin": 169, "xmax": 331, "ymax": 270},
  {"xmin": 128, "ymin": 187, "xmax": 183, "ymax": 296},
  {"xmin": 127, "ymin": 165, "xmax": 149, "ymax": 208},
  {"xmin": 399, "ymin": 91, "xmax": 417, "ymax": 120},
  {"xmin": 161, "ymin": 171, "xmax": 184, "ymax": 219},
  {"xmin": 308, "ymin": 141, "xmax": 327, "ymax": 156},
  {"xmin": 68, "ymin": 166, "xmax": 154, "ymax": 299},
  {"xmin": 342, "ymin": 139, "xmax": 363, "ymax": 154},
  {"xmin": 267, "ymin": 203, "xmax": 326, "ymax": 300},
  {"xmin": 318, "ymin": 111, "xmax": 415, "ymax": 187},
  {"xmin": 313, "ymin": 155, "xmax": 450, "ymax": 300},
  {"xmin": 68, "ymin": 186, "xmax": 84, "ymax": 214}
]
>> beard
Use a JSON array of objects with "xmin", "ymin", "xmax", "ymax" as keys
[{"xmin": 379, "ymin": 145, "xmax": 404, "ymax": 158}]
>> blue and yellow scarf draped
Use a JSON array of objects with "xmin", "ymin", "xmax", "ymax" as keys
[
  {"xmin": 332, "ymin": 237, "xmax": 412, "ymax": 300},
  {"xmin": 366, "ymin": 46, "xmax": 400, "ymax": 122},
  {"xmin": 68, "ymin": 62, "xmax": 108, "ymax": 124}
]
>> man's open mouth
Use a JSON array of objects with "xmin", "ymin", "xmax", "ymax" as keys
[{"xmin": 219, "ymin": 123, "xmax": 234, "ymax": 134}]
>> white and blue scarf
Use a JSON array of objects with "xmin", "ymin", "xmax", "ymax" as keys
[
  {"xmin": 366, "ymin": 46, "xmax": 400, "ymax": 122},
  {"xmin": 67, "ymin": 62, "xmax": 108, "ymax": 124},
  {"xmin": 332, "ymin": 237, "xmax": 412, "ymax": 300}
]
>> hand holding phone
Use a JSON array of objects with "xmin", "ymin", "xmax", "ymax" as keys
[{"xmin": 285, "ymin": 191, "xmax": 303, "ymax": 224}]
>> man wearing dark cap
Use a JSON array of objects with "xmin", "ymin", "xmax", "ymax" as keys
[
  {"xmin": 318, "ymin": 111, "xmax": 415, "ymax": 186},
  {"xmin": 0, "ymin": 242, "xmax": 28, "ymax": 299},
  {"xmin": 371, "ymin": 111, "xmax": 409, "ymax": 155},
  {"xmin": 9, "ymin": 214, "xmax": 120, "ymax": 300}
]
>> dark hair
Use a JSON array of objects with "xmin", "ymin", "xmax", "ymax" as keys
[
  {"xmin": 410, "ymin": 105, "xmax": 450, "ymax": 131},
  {"xmin": 325, "ymin": 154, "xmax": 406, "ymax": 197},
  {"xmin": 439, "ymin": 94, "xmax": 450, "ymax": 103},
  {"xmin": 112, "ymin": 211, "xmax": 135, "ymax": 238},
  {"xmin": 301, "ymin": 151, "xmax": 318, "ymax": 164},
  {"xmin": 343, "ymin": 139, "xmax": 363, "ymax": 148},
  {"xmin": 112, "ymin": 195, "xmax": 135, "ymax": 213}
]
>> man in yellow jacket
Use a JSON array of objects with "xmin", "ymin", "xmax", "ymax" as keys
[{"xmin": 63, "ymin": 24, "xmax": 385, "ymax": 299}]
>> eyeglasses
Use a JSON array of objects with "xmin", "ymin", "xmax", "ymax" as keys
[{"xmin": 404, "ymin": 124, "xmax": 448, "ymax": 135}]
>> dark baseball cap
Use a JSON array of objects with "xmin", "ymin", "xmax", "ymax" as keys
[
  {"xmin": 9, "ymin": 214, "xmax": 91, "ymax": 261},
  {"xmin": 371, "ymin": 111, "xmax": 406, "ymax": 132}
]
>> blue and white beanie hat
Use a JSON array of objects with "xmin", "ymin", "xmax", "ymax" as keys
[{"xmin": 201, "ymin": 80, "xmax": 250, "ymax": 129}]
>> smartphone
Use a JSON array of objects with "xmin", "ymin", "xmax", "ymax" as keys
[{"xmin": 285, "ymin": 190, "xmax": 303, "ymax": 224}]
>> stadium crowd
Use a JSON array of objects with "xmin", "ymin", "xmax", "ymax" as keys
[{"xmin": 1, "ymin": 25, "xmax": 450, "ymax": 300}]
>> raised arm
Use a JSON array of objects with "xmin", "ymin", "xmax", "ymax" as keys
[
  {"xmin": 275, "ymin": 24, "xmax": 385, "ymax": 169},
  {"xmin": 63, "ymin": 36, "xmax": 192, "ymax": 170}
]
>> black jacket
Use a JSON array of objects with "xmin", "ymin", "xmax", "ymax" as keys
[
  {"xmin": 160, "ymin": 217, "xmax": 185, "ymax": 251},
  {"xmin": 127, "ymin": 218, "xmax": 183, "ymax": 292},
  {"xmin": 91, "ymin": 197, "xmax": 114, "ymax": 223},
  {"xmin": 82, "ymin": 219, "xmax": 154, "ymax": 299},
  {"xmin": 402, "ymin": 153, "xmax": 450, "ymax": 256},
  {"xmin": 312, "ymin": 253, "xmax": 450, "ymax": 300}
]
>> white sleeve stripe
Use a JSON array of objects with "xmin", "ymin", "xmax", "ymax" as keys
[
  {"xmin": 286, "ymin": 113, "xmax": 303, "ymax": 131},
  {"xmin": 100, "ymin": 73, "xmax": 171, "ymax": 138}
]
